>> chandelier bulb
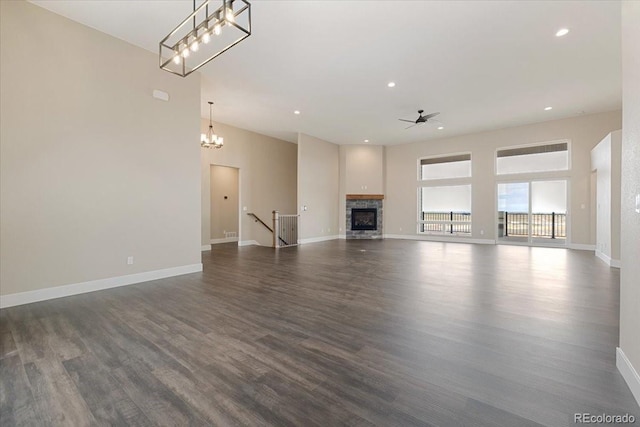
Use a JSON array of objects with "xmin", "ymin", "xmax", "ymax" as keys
[
  {"xmin": 225, "ymin": 7, "xmax": 235, "ymax": 23},
  {"xmin": 180, "ymin": 43, "xmax": 189, "ymax": 58},
  {"xmin": 173, "ymin": 51, "xmax": 181, "ymax": 64},
  {"xmin": 202, "ymin": 31, "xmax": 211, "ymax": 44},
  {"xmin": 214, "ymin": 23, "xmax": 221, "ymax": 35},
  {"xmin": 190, "ymin": 41, "xmax": 199, "ymax": 52}
]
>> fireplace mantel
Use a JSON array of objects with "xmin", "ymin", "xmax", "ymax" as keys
[{"xmin": 346, "ymin": 194, "xmax": 384, "ymax": 200}]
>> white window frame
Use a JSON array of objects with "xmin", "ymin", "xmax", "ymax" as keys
[
  {"xmin": 495, "ymin": 178, "xmax": 571, "ymax": 246},
  {"xmin": 495, "ymin": 139, "xmax": 571, "ymax": 176},
  {"xmin": 417, "ymin": 152, "xmax": 473, "ymax": 236},
  {"xmin": 417, "ymin": 151, "xmax": 472, "ymax": 181}
]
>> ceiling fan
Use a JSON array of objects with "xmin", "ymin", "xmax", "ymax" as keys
[{"xmin": 399, "ymin": 110, "xmax": 440, "ymax": 129}]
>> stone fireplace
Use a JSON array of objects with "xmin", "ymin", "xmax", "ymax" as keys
[{"xmin": 346, "ymin": 194, "xmax": 383, "ymax": 239}]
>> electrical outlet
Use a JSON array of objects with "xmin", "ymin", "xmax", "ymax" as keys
[
  {"xmin": 480, "ymin": 229, "xmax": 484, "ymax": 235},
  {"xmin": 127, "ymin": 256, "xmax": 134, "ymax": 265}
]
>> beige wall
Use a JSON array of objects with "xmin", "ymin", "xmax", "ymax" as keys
[
  {"xmin": 201, "ymin": 122, "xmax": 297, "ymax": 246},
  {"xmin": 339, "ymin": 145, "xmax": 385, "ymax": 236},
  {"xmin": 385, "ymin": 111, "xmax": 621, "ymax": 244},
  {"xmin": 0, "ymin": 1, "xmax": 202, "ymax": 297},
  {"xmin": 210, "ymin": 165, "xmax": 239, "ymax": 241},
  {"xmin": 619, "ymin": 0, "xmax": 640, "ymax": 401},
  {"xmin": 343, "ymin": 145, "xmax": 385, "ymax": 194},
  {"xmin": 298, "ymin": 133, "xmax": 340, "ymax": 241}
]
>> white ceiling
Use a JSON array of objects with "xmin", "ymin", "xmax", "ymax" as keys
[{"xmin": 30, "ymin": 0, "xmax": 622, "ymax": 145}]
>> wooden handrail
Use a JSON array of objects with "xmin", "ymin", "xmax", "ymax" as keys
[
  {"xmin": 246, "ymin": 212, "xmax": 288, "ymax": 246},
  {"xmin": 246, "ymin": 212, "xmax": 273, "ymax": 233}
]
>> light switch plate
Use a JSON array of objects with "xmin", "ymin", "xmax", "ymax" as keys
[{"xmin": 635, "ymin": 194, "xmax": 640, "ymax": 214}]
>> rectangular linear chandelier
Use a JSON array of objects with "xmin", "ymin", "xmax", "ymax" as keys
[{"xmin": 159, "ymin": 0, "xmax": 251, "ymax": 77}]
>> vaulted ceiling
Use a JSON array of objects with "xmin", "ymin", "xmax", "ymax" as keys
[{"xmin": 31, "ymin": 1, "xmax": 622, "ymax": 145}]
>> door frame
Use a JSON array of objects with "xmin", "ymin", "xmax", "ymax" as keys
[
  {"xmin": 495, "ymin": 178, "xmax": 570, "ymax": 247},
  {"xmin": 209, "ymin": 164, "xmax": 241, "ymax": 245}
]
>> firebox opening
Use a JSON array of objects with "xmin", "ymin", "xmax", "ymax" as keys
[{"xmin": 351, "ymin": 208, "xmax": 377, "ymax": 231}]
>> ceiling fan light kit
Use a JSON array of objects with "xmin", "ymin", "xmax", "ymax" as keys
[{"xmin": 159, "ymin": 0, "xmax": 251, "ymax": 77}]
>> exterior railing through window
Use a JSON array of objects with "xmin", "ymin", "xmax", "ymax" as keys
[
  {"xmin": 498, "ymin": 211, "xmax": 566, "ymax": 239},
  {"xmin": 420, "ymin": 212, "xmax": 471, "ymax": 235}
]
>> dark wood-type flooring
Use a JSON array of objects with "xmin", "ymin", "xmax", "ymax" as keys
[{"xmin": 1, "ymin": 240, "xmax": 638, "ymax": 426}]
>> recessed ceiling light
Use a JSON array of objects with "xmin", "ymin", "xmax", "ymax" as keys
[
  {"xmin": 294, "ymin": 110, "xmax": 300, "ymax": 115},
  {"xmin": 387, "ymin": 82, "xmax": 396, "ymax": 88},
  {"xmin": 555, "ymin": 28, "xmax": 569, "ymax": 37},
  {"xmin": 544, "ymin": 106, "xmax": 553, "ymax": 111},
  {"xmin": 364, "ymin": 139, "xmax": 369, "ymax": 143},
  {"xmin": 437, "ymin": 126, "xmax": 444, "ymax": 130}
]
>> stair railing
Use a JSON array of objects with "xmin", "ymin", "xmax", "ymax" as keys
[
  {"xmin": 272, "ymin": 211, "xmax": 299, "ymax": 248},
  {"xmin": 247, "ymin": 212, "xmax": 298, "ymax": 248}
]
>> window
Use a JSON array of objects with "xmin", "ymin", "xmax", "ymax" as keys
[
  {"xmin": 420, "ymin": 153, "xmax": 471, "ymax": 180},
  {"xmin": 497, "ymin": 180, "xmax": 567, "ymax": 244},
  {"xmin": 496, "ymin": 141, "xmax": 569, "ymax": 175},
  {"xmin": 419, "ymin": 184, "xmax": 472, "ymax": 235},
  {"xmin": 418, "ymin": 153, "xmax": 472, "ymax": 235}
]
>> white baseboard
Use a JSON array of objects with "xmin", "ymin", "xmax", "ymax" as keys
[
  {"xmin": 568, "ymin": 243, "xmax": 596, "ymax": 251},
  {"xmin": 384, "ymin": 234, "xmax": 496, "ymax": 245},
  {"xmin": 210, "ymin": 237, "xmax": 239, "ymax": 245},
  {"xmin": 0, "ymin": 263, "xmax": 203, "ymax": 309},
  {"xmin": 338, "ymin": 234, "xmax": 347, "ymax": 239},
  {"xmin": 299, "ymin": 235, "xmax": 339, "ymax": 244},
  {"xmin": 201, "ymin": 245, "xmax": 211, "ymax": 251},
  {"xmin": 595, "ymin": 250, "xmax": 610, "ymax": 264},
  {"xmin": 617, "ymin": 347, "xmax": 640, "ymax": 406},
  {"xmin": 595, "ymin": 250, "xmax": 621, "ymax": 268},
  {"xmin": 238, "ymin": 240, "xmax": 259, "ymax": 247}
]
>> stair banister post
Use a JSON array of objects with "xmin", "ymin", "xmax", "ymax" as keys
[{"xmin": 273, "ymin": 210, "xmax": 279, "ymax": 248}]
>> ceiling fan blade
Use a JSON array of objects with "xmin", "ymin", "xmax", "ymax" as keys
[
  {"xmin": 398, "ymin": 119, "xmax": 415, "ymax": 123},
  {"xmin": 427, "ymin": 119, "xmax": 443, "ymax": 125},
  {"xmin": 405, "ymin": 124, "xmax": 418, "ymax": 130},
  {"xmin": 423, "ymin": 112, "xmax": 440, "ymax": 120}
]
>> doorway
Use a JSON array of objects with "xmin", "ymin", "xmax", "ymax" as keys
[
  {"xmin": 210, "ymin": 165, "xmax": 239, "ymax": 244},
  {"xmin": 497, "ymin": 180, "xmax": 567, "ymax": 245}
]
